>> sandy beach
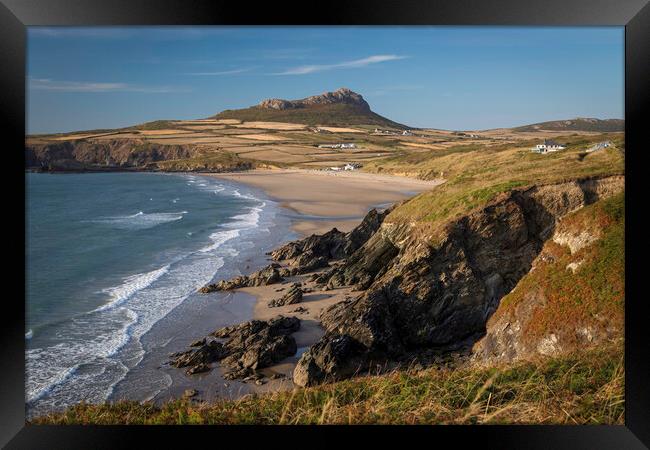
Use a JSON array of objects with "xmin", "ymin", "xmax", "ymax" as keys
[{"xmin": 207, "ymin": 169, "xmax": 444, "ymax": 236}]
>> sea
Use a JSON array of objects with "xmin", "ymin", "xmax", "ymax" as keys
[{"xmin": 25, "ymin": 172, "xmax": 294, "ymax": 417}]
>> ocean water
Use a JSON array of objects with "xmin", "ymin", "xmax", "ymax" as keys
[{"xmin": 25, "ymin": 172, "xmax": 292, "ymax": 416}]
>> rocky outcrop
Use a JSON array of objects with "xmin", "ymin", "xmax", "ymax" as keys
[
  {"xmin": 270, "ymin": 207, "xmax": 393, "ymax": 265},
  {"xmin": 213, "ymin": 316, "xmax": 300, "ymax": 380},
  {"xmin": 199, "ymin": 263, "xmax": 284, "ymax": 293},
  {"xmin": 293, "ymin": 176, "xmax": 624, "ymax": 386},
  {"xmin": 268, "ymin": 283, "xmax": 303, "ymax": 308},
  {"xmin": 170, "ymin": 316, "xmax": 300, "ymax": 380},
  {"xmin": 169, "ymin": 341, "xmax": 229, "ymax": 375},
  {"xmin": 259, "ymin": 88, "xmax": 370, "ymax": 111}
]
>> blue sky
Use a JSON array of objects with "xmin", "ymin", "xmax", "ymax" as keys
[{"xmin": 27, "ymin": 26, "xmax": 624, "ymax": 134}]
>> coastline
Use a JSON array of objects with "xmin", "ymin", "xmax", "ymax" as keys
[
  {"xmin": 170, "ymin": 169, "xmax": 445, "ymax": 397},
  {"xmin": 205, "ymin": 168, "xmax": 444, "ymax": 236},
  {"xmin": 139, "ymin": 169, "xmax": 444, "ymax": 403},
  {"xmin": 27, "ymin": 169, "xmax": 443, "ymax": 413}
]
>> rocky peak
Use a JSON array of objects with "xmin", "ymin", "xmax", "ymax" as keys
[{"xmin": 258, "ymin": 88, "xmax": 370, "ymax": 111}]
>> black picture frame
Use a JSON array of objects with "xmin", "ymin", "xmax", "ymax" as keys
[{"xmin": 2, "ymin": 0, "xmax": 648, "ymax": 448}]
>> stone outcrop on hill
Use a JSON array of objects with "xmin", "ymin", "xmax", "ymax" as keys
[
  {"xmin": 259, "ymin": 88, "xmax": 370, "ymax": 111},
  {"xmin": 292, "ymin": 176, "xmax": 624, "ymax": 386}
]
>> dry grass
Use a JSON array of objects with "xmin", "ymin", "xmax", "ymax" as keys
[
  {"xmin": 373, "ymin": 133, "xmax": 624, "ymax": 243},
  {"xmin": 31, "ymin": 346, "xmax": 623, "ymax": 425}
]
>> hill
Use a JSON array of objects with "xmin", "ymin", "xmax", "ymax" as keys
[
  {"xmin": 212, "ymin": 88, "xmax": 409, "ymax": 129},
  {"xmin": 512, "ymin": 118, "xmax": 624, "ymax": 133}
]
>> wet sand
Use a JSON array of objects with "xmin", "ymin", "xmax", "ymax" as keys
[{"xmin": 207, "ymin": 169, "xmax": 444, "ymax": 236}]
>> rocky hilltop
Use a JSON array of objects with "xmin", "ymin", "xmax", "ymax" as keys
[
  {"xmin": 214, "ymin": 87, "xmax": 407, "ymax": 128},
  {"xmin": 258, "ymin": 88, "xmax": 371, "ymax": 111}
]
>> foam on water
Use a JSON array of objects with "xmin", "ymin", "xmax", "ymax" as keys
[
  {"xmin": 26, "ymin": 174, "xmax": 274, "ymax": 415},
  {"xmin": 94, "ymin": 265, "xmax": 171, "ymax": 312},
  {"xmin": 90, "ymin": 211, "xmax": 189, "ymax": 230}
]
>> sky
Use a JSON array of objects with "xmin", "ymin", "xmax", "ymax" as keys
[{"xmin": 27, "ymin": 26, "xmax": 624, "ymax": 134}]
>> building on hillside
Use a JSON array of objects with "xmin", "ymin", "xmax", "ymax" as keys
[
  {"xmin": 402, "ymin": 130, "xmax": 413, "ymax": 136},
  {"xmin": 586, "ymin": 141, "xmax": 611, "ymax": 153},
  {"xmin": 532, "ymin": 139, "xmax": 566, "ymax": 154},
  {"xmin": 318, "ymin": 143, "xmax": 357, "ymax": 149},
  {"xmin": 344, "ymin": 163, "xmax": 362, "ymax": 171}
]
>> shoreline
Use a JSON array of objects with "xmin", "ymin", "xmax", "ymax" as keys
[
  {"xmin": 205, "ymin": 168, "xmax": 444, "ymax": 236},
  {"xmin": 169, "ymin": 169, "xmax": 445, "ymax": 397}
]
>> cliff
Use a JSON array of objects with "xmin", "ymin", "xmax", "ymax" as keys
[
  {"xmin": 25, "ymin": 139, "xmax": 253, "ymax": 173},
  {"xmin": 279, "ymin": 176, "xmax": 625, "ymax": 385}
]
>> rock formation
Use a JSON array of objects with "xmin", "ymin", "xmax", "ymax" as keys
[
  {"xmin": 170, "ymin": 316, "xmax": 301, "ymax": 380},
  {"xmin": 268, "ymin": 283, "xmax": 303, "ymax": 308},
  {"xmin": 292, "ymin": 176, "xmax": 624, "ymax": 386},
  {"xmin": 258, "ymin": 88, "xmax": 370, "ymax": 111},
  {"xmin": 199, "ymin": 263, "xmax": 284, "ymax": 293}
]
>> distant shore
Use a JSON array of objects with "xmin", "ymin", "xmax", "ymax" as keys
[{"xmin": 206, "ymin": 168, "xmax": 444, "ymax": 236}]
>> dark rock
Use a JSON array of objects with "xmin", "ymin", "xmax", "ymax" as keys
[
  {"xmin": 170, "ymin": 341, "xmax": 228, "ymax": 368},
  {"xmin": 190, "ymin": 338, "xmax": 206, "ymax": 347},
  {"xmin": 186, "ymin": 363, "xmax": 210, "ymax": 375},
  {"xmin": 212, "ymin": 316, "xmax": 301, "ymax": 380},
  {"xmin": 268, "ymin": 283, "xmax": 303, "ymax": 307},
  {"xmin": 199, "ymin": 263, "xmax": 283, "ymax": 293},
  {"xmin": 183, "ymin": 389, "xmax": 198, "ymax": 398},
  {"xmin": 293, "ymin": 334, "xmax": 370, "ymax": 387}
]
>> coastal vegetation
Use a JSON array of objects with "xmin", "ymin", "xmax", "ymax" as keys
[{"xmin": 32, "ymin": 345, "xmax": 623, "ymax": 425}]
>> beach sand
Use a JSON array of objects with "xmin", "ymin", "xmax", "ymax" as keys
[{"xmin": 206, "ymin": 169, "xmax": 444, "ymax": 236}]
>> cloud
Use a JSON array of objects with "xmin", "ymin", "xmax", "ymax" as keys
[
  {"xmin": 28, "ymin": 78, "xmax": 190, "ymax": 93},
  {"xmin": 274, "ymin": 54, "xmax": 408, "ymax": 75},
  {"xmin": 185, "ymin": 68, "xmax": 253, "ymax": 76}
]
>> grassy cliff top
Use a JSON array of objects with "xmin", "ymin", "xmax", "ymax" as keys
[{"xmin": 368, "ymin": 132, "xmax": 624, "ymax": 240}]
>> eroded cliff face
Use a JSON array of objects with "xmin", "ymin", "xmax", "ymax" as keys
[
  {"xmin": 472, "ymin": 190, "xmax": 624, "ymax": 365},
  {"xmin": 25, "ymin": 139, "xmax": 253, "ymax": 172},
  {"xmin": 292, "ymin": 175, "xmax": 624, "ymax": 386}
]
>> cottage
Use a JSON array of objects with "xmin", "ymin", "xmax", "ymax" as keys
[
  {"xmin": 533, "ymin": 139, "xmax": 566, "ymax": 154},
  {"xmin": 344, "ymin": 163, "xmax": 362, "ymax": 171},
  {"xmin": 586, "ymin": 141, "xmax": 611, "ymax": 153},
  {"xmin": 402, "ymin": 130, "xmax": 413, "ymax": 136}
]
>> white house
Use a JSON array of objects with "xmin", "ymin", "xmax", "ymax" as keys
[
  {"xmin": 533, "ymin": 139, "xmax": 566, "ymax": 154},
  {"xmin": 586, "ymin": 141, "xmax": 611, "ymax": 153},
  {"xmin": 402, "ymin": 130, "xmax": 413, "ymax": 136},
  {"xmin": 344, "ymin": 163, "xmax": 362, "ymax": 171},
  {"xmin": 318, "ymin": 143, "xmax": 357, "ymax": 149}
]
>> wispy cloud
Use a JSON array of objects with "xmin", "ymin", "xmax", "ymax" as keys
[
  {"xmin": 274, "ymin": 54, "xmax": 408, "ymax": 75},
  {"xmin": 367, "ymin": 84, "xmax": 424, "ymax": 96},
  {"xmin": 29, "ymin": 78, "xmax": 190, "ymax": 93},
  {"xmin": 184, "ymin": 68, "xmax": 254, "ymax": 76}
]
